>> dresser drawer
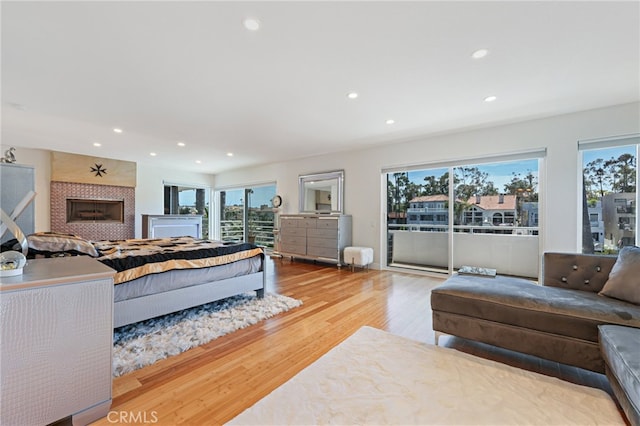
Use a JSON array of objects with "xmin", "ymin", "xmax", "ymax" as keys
[
  {"xmin": 281, "ymin": 217, "xmax": 304, "ymax": 228},
  {"xmin": 307, "ymin": 237, "xmax": 338, "ymax": 249},
  {"xmin": 306, "ymin": 228, "xmax": 338, "ymax": 238},
  {"xmin": 302, "ymin": 218, "xmax": 318, "ymax": 228},
  {"xmin": 280, "ymin": 243, "xmax": 306, "ymax": 255},
  {"xmin": 307, "ymin": 246, "xmax": 338, "ymax": 259},
  {"xmin": 281, "ymin": 227, "xmax": 306, "ymax": 237},
  {"xmin": 281, "ymin": 235, "xmax": 306, "ymax": 246},
  {"xmin": 316, "ymin": 218, "xmax": 338, "ymax": 229}
]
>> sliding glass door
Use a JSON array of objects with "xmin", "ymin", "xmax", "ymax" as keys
[
  {"xmin": 385, "ymin": 154, "xmax": 542, "ymax": 279},
  {"xmin": 451, "ymin": 160, "xmax": 539, "ymax": 278},
  {"xmin": 387, "ymin": 169, "xmax": 450, "ymax": 274},
  {"xmin": 215, "ymin": 184, "xmax": 277, "ymax": 249}
]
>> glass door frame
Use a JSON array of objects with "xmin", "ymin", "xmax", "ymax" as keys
[
  {"xmin": 213, "ymin": 182, "xmax": 277, "ymax": 250},
  {"xmin": 381, "ymin": 150, "xmax": 545, "ymax": 278}
]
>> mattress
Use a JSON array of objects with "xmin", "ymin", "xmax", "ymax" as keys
[
  {"xmin": 113, "ymin": 256, "xmax": 262, "ymax": 302},
  {"xmin": 229, "ymin": 326, "xmax": 623, "ymax": 425},
  {"xmin": 95, "ymin": 237, "xmax": 263, "ymax": 285}
]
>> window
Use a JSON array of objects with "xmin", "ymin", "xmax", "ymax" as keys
[
  {"xmin": 214, "ymin": 184, "xmax": 276, "ymax": 249},
  {"xmin": 385, "ymin": 153, "xmax": 542, "ymax": 278},
  {"xmin": 580, "ymin": 136, "xmax": 639, "ymax": 254},
  {"xmin": 164, "ymin": 183, "xmax": 210, "ymax": 239}
]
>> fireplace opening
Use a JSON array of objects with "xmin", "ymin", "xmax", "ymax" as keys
[{"xmin": 66, "ymin": 198, "xmax": 124, "ymax": 223}]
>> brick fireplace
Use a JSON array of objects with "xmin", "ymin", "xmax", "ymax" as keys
[{"xmin": 51, "ymin": 181, "xmax": 135, "ymax": 241}]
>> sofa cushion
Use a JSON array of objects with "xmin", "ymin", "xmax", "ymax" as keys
[
  {"xmin": 431, "ymin": 274, "xmax": 640, "ymax": 343},
  {"xmin": 600, "ymin": 246, "xmax": 640, "ymax": 305},
  {"xmin": 598, "ymin": 325, "xmax": 640, "ymax": 426}
]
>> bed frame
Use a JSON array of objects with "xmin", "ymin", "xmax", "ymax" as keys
[{"xmin": 113, "ymin": 266, "xmax": 266, "ymax": 328}]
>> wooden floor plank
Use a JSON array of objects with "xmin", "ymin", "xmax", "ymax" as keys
[{"xmin": 91, "ymin": 257, "xmax": 613, "ymax": 425}]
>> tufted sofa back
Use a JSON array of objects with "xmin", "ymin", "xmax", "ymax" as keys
[{"xmin": 542, "ymin": 252, "xmax": 618, "ymax": 293}]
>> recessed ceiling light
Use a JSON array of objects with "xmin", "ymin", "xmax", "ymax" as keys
[
  {"xmin": 347, "ymin": 92, "xmax": 358, "ymax": 99},
  {"xmin": 472, "ymin": 49, "xmax": 489, "ymax": 59},
  {"xmin": 243, "ymin": 18, "xmax": 260, "ymax": 31},
  {"xmin": 385, "ymin": 119, "xmax": 395, "ymax": 125},
  {"xmin": 113, "ymin": 128, "xmax": 123, "ymax": 133},
  {"xmin": 484, "ymin": 95, "xmax": 497, "ymax": 102},
  {"xmin": 226, "ymin": 152, "xmax": 234, "ymax": 157},
  {"xmin": 195, "ymin": 160, "xmax": 202, "ymax": 164},
  {"xmin": 92, "ymin": 142, "xmax": 102, "ymax": 147},
  {"xmin": 150, "ymin": 152, "xmax": 157, "ymax": 156},
  {"xmin": 177, "ymin": 142, "xmax": 186, "ymax": 147}
]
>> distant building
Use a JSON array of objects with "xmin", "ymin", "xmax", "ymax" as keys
[
  {"xmin": 602, "ymin": 193, "xmax": 635, "ymax": 248},
  {"xmin": 407, "ymin": 195, "xmax": 449, "ymax": 229},
  {"xmin": 387, "ymin": 211, "xmax": 407, "ymax": 224},
  {"xmin": 462, "ymin": 194, "xmax": 517, "ymax": 226},
  {"xmin": 588, "ymin": 200, "xmax": 605, "ymax": 251},
  {"xmin": 520, "ymin": 202, "xmax": 539, "ymax": 227},
  {"xmin": 407, "ymin": 194, "xmax": 520, "ymax": 229}
]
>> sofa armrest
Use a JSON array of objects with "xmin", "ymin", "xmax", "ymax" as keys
[{"xmin": 542, "ymin": 252, "xmax": 617, "ymax": 293}]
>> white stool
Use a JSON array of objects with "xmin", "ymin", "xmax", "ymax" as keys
[{"xmin": 344, "ymin": 247, "xmax": 373, "ymax": 272}]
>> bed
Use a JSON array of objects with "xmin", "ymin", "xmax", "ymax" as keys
[{"xmin": 26, "ymin": 233, "xmax": 266, "ymax": 328}]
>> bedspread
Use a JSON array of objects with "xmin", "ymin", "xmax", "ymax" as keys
[{"xmin": 95, "ymin": 237, "xmax": 263, "ymax": 285}]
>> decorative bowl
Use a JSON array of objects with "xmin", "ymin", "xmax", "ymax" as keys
[{"xmin": 0, "ymin": 251, "xmax": 27, "ymax": 277}]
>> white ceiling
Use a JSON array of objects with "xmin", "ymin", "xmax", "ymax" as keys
[{"xmin": 2, "ymin": 1, "xmax": 639, "ymax": 174}]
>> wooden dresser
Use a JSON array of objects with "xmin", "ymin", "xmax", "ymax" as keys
[
  {"xmin": 0, "ymin": 257, "xmax": 115, "ymax": 426},
  {"xmin": 279, "ymin": 214, "xmax": 352, "ymax": 267}
]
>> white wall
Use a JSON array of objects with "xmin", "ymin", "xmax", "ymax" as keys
[
  {"xmin": 134, "ymin": 163, "xmax": 214, "ymax": 237},
  {"xmin": 8, "ymin": 102, "xmax": 639, "ymax": 260},
  {"xmin": 214, "ymin": 102, "xmax": 640, "ymax": 268}
]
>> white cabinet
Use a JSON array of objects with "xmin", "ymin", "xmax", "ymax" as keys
[
  {"xmin": 0, "ymin": 257, "xmax": 115, "ymax": 426},
  {"xmin": 1, "ymin": 163, "xmax": 35, "ymax": 245},
  {"xmin": 142, "ymin": 214, "xmax": 202, "ymax": 239},
  {"xmin": 279, "ymin": 214, "xmax": 352, "ymax": 266}
]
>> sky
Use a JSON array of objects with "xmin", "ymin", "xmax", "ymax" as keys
[
  {"xmin": 224, "ymin": 186, "xmax": 276, "ymax": 207},
  {"xmin": 582, "ymin": 145, "xmax": 632, "ymax": 165},
  {"xmin": 406, "ymin": 159, "xmax": 539, "ymax": 193}
]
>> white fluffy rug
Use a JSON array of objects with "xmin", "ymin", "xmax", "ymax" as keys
[
  {"xmin": 113, "ymin": 293, "xmax": 302, "ymax": 377},
  {"xmin": 229, "ymin": 326, "xmax": 623, "ymax": 425}
]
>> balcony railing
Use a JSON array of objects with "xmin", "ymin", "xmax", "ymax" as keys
[
  {"xmin": 220, "ymin": 219, "xmax": 275, "ymax": 249},
  {"xmin": 387, "ymin": 224, "xmax": 540, "ymax": 278},
  {"xmin": 407, "ymin": 207, "xmax": 448, "ymax": 212}
]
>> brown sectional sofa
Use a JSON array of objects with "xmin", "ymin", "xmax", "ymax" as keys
[
  {"xmin": 431, "ymin": 251, "xmax": 640, "ymax": 425},
  {"xmin": 599, "ymin": 324, "xmax": 640, "ymax": 426}
]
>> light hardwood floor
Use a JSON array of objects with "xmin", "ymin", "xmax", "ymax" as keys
[{"xmin": 92, "ymin": 256, "xmax": 613, "ymax": 425}]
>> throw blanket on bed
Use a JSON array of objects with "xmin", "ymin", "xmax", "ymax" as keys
[{"xmin": 94, "ymin": 237, "xmax": 264, "ymax": 285}]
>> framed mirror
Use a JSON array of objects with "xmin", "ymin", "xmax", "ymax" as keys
[{"xmin": 299, "ymin": 170, "xmax": 344, "ymax": 214}]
